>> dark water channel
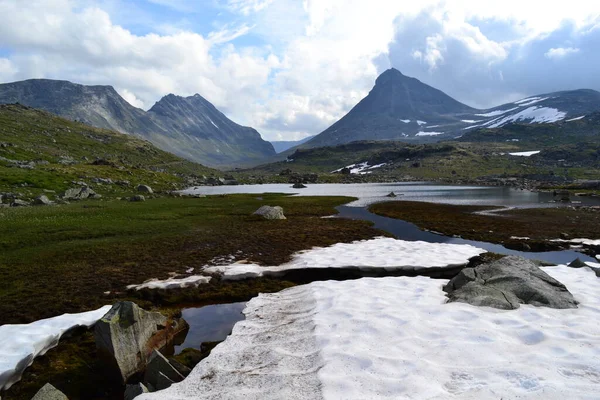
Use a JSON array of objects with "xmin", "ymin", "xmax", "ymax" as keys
[{"xmin": 337, "ymin": 206, "xmax": 597, "ymax": 265}]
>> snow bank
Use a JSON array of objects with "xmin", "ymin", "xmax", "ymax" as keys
[
  {"xmin": 127, "ymin": 275, "xmax": 212, "ymax": 290},
  {"xmin": 0, "ymin": 306, "xmax": 112, "ymax": 390},
  {"xmin": 415, "ymin": 131, "xmax": 444, "ymax": 136},
  {"xmin": 140, "ymin": 266, "xmax": 600, "ymax": 399},
  {"xmin": 509, "ymin": 150, "xmax": 541, "ymax": 157},
  {"xmin": 204, "ymin": 237, "xmax": 486, "ymax": 280},
  {"xmin": 550, "ymin": 238, "xmax": 600, "ymax": 246}
]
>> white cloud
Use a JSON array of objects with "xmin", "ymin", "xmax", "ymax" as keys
[
  {"xmin": 0, "ymin": 0, "xmax": 599, "ymax": 141},
  {"xmin": 545, "ymin": 47, "xmax": 581, "ymax": 59}
]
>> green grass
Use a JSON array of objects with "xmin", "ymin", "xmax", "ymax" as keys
[{"xmin": 0, "ymin": 193, "xmax": 380, "ymax": 324}]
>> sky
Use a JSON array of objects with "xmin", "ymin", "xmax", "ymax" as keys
[{"xmin": 0, "ymin": 0, "xmax": 599, "ymax": 141}]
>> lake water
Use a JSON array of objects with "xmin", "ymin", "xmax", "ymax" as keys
[{"xmin": 182, "ymin": 182, "xmax": 600, "ymax": 208}]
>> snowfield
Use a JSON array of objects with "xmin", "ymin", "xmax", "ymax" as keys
[
  {"xmin": 204, "ymin": 237, "xmax": 486, "ymax": 280},
  {"xmin": 0, "ymin": 306, "xmax": 112, "ymax": 390},
  {"xmin": 488, "ymin": 106, "xmax": 566, "ymax": 128},
  {"xmin": 139, "ymin": 265, "xmax": 600, "ymax": 400},
  {"xmin": 331, "ymin": 161, "xmax": 387, "ymax": 174}
]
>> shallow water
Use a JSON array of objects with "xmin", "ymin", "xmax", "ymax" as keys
[{"xmin": 175, "ymin": 302, "xmax": 246, "ymax": 354}]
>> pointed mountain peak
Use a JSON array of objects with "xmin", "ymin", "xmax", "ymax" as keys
[{"xmin": 375, "ymin": 68, "xmax": 408, "ymax": 85}]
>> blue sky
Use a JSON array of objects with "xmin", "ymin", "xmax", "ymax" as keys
[{"xmin": 0, "ymin": 0, "xmax": 599, "ymax": 140}]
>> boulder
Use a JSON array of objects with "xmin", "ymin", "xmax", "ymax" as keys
[
  {"xmin": 94, "ymin": 302, "xmax": 188, "ymax": 383},
  {"xmin": 33, "ymin": 195, "xmax": 52, "ymax": 206},
  {"xmin": 253, "ymin": 205, "xmax": 286, "ymax": 220},
  {"xmin": 292, "ymin": 183, "xmax": 307, "ymax": 189},
  {"xmin": 124, "ymin": 383, "xmax": 149, "ymax": 400},
  {"xmin": 143, "ymin": 350, "xmax": 185, "ymax": 390},
  {"xmin": 444, "ymin": 256, "xmax": 578, "ymax": 310},
  {"xmin": 62, "ymin": 187, "xmax": 100, "ymax": 200},
  {"xmin": 130, "ymin": 195, "xmax": 146, "ymax": 202},
  {"xmin": 10, "ymin": 199, "xmax": 29, "ymax": 207},
  {"xmin": 137, "ymin": 185, "xmax": 153, "ymax": 194},
  {"xmin": 31, "ymin": 383, "xmax": 68, "ymax": 400},
  {"xmin": 386, "ymin": 191, "xmax": 397, "ymax": 198}
]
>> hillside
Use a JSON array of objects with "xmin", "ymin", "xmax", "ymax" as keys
[
  {"xmin": 0, "ymin": 79, "xmax": 275, "ymax": 168},
  {"xmin": 0, "ymin": 104, "xmax": 217, "ymax": 202}
]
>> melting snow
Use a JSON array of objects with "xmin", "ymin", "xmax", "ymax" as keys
[
  {"xmin": 461, "ymin": 119, "xmax": 480, "ymax": 123},
  {"xmin": 400, "ymin": 119, "xmax": 411, "ymax": 123},
  {"xmin": 204, "ymin": 237, "xmax": 486, "ymax": 280},
  {"xmin": 331, "ymin": 162, "xmax": 387, "ymax": 175},
  {"xmin": 0, "ymin": 306, "xmax": 112, "ymax": 390},
  {"xmin": 415, "ymin": 131, "xmax": 444, "ymax": 136},
  {"xmin": 514, "ymin": 97, "xmax": 549, "ymax": 107},
  {"xmin": 416, "ymin": 120, "xmax": 427, "ymax": 125},
  {"xmin": 126, "ymin": 275, "xmax": 212, "ymax": 290},
  {"xmin": 475, "ymin": 107, "xmax": 519, "ymax": 117},
  {"xmin": 488, "ymin": 106, "xmax": 566, "ymax": 128},
  {"xmin": 508, "ymin": 151, "xmax": 541, "ymax": 157},
  {"xmin": 566, "ymin": 116, "xmax": 586, "ymax": 122},
  {"xmin": 140, "ymin": 265, "xmax": 600, "ymax": 400},
  {"xmin": 208, "ymin": 118, "xmax": 219, "ymax": 129}
]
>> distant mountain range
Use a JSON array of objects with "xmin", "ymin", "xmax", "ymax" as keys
[
  {"xmin": 270, "ymin": 135, "xmax": 316, "ymax": 153},
  {"xmin": 0, "ymin": 79, "xmax": 275, "ymax": 168},
  {"xmin": 294, "ymin": 68, "xmax": 600, "ymax": 152}
]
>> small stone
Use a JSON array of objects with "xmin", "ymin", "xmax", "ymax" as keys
[
  {"xmin": 130, "ymin": 195, "xmax": 146, "ymax": 202},
  {"xmin": 292, "ymin": 183, "xmax": 307, "ymax": 189},
  {"xmin": 10, "ymin": 199, "xmax": 29, "ymax": 207},
  {"xmin": 33, "ymin": 195, "xmax": 52, "ymax": 206},
  {"xmin": 143, "ymin": 350, "xmax": 185, "ymax": 390}
]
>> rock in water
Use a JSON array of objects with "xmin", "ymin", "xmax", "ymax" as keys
[
  {"xmin": 253, "ymin": 205, "xmax": 286, "ymax": 220},
  {"xmin": 137, "ymin": 185, "xmax": 153, "ymax": 194},
  {"xmin": 386, "ymin": 191, "xmax": 397, "ymax": 198},
  {"xmin": 31, "ymin": 383, "xmax": 68, "ymax": 400},
  {"xmin": 444, "ymin": 256, "xmax": 578, "ymax": 310},
  {"xmin": 94, "ymin": 302, "xmax": 188, "ymax": 383},
  {"xmin": 292, "ymin": 183, "xmax": 307, "ymax": 189}
]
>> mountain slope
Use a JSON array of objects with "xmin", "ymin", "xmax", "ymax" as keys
[
  {"xmin": 0, "ymin": 79, "xmax": 275, "ymax": 168},
  {"xmin": 298, "ymin": 69, "xmax": 600, "ymax": 150},
  {"xmin": 147, "ymin": 94, "xmax": 274, "ymax": 167},
  {"xmin": 0, "ymin": 103, "xmax": 216, "ymax": 198}
]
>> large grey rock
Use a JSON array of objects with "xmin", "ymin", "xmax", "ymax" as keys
[
  {"xmin": 143, "ymin": 350, "xmax": 185, "ymax": 390},
  {"xmin": 444, "ymin": 256, "xmax": 578, "ymax": 310},
  {"xmin": 62, "ymin": 186, "xmax": 100, "ymax": 200},
  {"xmin": 31, "ymin": 383, "xmax": 68, "ymax": 400},
  {"xmin": 137, "ymin": 185, "xmax": 153, "ymax": 194},
  {"xmin": 33, "ymin": 195, "xmax": 52, "ymax": 206},
  {"xmin": 253, "ymin": 205, "xmax": 286, "ymax": 220},
  {"xmin": 124, "ymin": 383, "xmax": 149, "ymax": 400},
  {"xmin": 10, "ymin": 199, "xmax": 29, "ymax": 207},
  {"xmin": 94, "ymin": 302, "xmax": 168, "ymax": 383}
]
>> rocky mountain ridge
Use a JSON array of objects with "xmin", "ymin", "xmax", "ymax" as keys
[{"xmin": 0, "ymin": 79, "xmax": 275, "ymax": 168}]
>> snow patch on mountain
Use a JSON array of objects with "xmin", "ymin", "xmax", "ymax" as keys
[
  {"xmin": 415, "ymin": 131, "xmax": 444, "ymax": 136},
  {"xmin": 509, "ymin": 151, "xmax": 541, "ymax": 157},
  {"xmin": 331, "ymin": 161, "xmax": 387, "ymax": 174},
  {"xmin": 514, "ymin": 97, "xmax": 549, "ymax": 106},
  {"xmin": 475, "ymin": 107, "xmax": 519, "ymax": 117},
  {"xmin": 488, "ymin": 107, "xmax": 566, "ymax": 128},
  {"xmin": 416, "ymin": 120, "xmax": 427, "ymax": 126},
  {"xmin": 566, "ymin": 115, "xmax": 586, "ymax": 122}
]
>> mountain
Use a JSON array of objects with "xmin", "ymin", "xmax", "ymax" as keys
[
  {"xmin": 298, "ymin": 68, "xmax": 600, "ymax": 150},
  {"xmin": 271, "ymin": 135, "xmax": 316, "ymax": 153},
  {"xmin": 147, "ymin": 94, "xmax": 275, "ymax": 167},
  {"xmin": 0, "ymin": 79, "xmax": 275, "ymax": 168}
]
